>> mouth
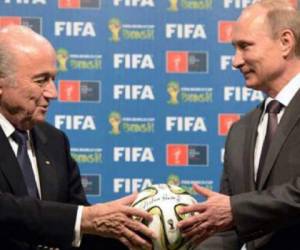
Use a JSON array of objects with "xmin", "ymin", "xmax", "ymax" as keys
[
  {"xmin": 39, "ymin": 106, "xmax": 48, "ymax": 113},
  {"xmin": 241, "ymin": 69, "xmax": 254, "ymax": 79}
]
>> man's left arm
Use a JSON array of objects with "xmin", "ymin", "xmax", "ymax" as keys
[{"xmin": 177, "ymin": 178, "xmax": 300, "ymax": 246}]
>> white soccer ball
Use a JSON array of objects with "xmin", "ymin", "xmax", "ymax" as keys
[{"xmin": 132, "ymin": 183, "xmax": 197, "ymax": 250}]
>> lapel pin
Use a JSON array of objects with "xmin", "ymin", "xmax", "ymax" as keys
[{"xmin": 45, "ymin": 160, "xmax": 51, "ymax": 165}]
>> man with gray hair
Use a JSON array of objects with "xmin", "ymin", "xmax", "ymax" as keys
[
  {"xmin": 0, "ymin": 25, "xmax": 155, "ymax": 250},
  {"xmin": 178, "ymin": 1, "xmax": 300, "ymax": 249}
]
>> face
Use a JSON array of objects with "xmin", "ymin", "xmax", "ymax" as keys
[
  {"xmin": 0, "ymin": 43, "xmax": 57, "ymax": 130},
  {"xmin": 231, "ymin": 6, "xmax": 286, "ymax": 93}
]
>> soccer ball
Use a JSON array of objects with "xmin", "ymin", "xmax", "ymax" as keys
[{"xmin": 132, "ymin": 184, "xmax": 197, "ymax": 250}]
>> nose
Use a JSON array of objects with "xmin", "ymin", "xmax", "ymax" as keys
[
  {"xmin": 232, "ymin": 50, "xmax": 244, "ymax": 69},
  {"xmin": 43, "ymin": 79, "xmax": 57, "ymax": 99}
]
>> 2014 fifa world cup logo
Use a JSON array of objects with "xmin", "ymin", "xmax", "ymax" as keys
[
  {"xmin": 56, "ymin": 48, "xmax": 69, "ymax": 72},
  {"xmin": 109, "ymin": 111, "xmax": 121, "ymax": 135},
  {"xmin": 108, "ymin": 18, "xmax": 121, "ymax": 42},
  {"xmin": 167, "ymin": 174, "xmax": 180, "ymax": 186},
  {"xmin": 168, "ymin": 0, "xmax": 178, "ymax": 12},
  {"xmin": 167, "ymin": 81, "xmax": 180, "ymax": 105}
]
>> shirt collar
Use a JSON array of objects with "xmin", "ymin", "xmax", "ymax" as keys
[
  {"xmin": 0, "ymin": 113, "xmax": 16, "ymax": 138},
  {"xmin": 274, "ymin": 72, "xmax": 300, "ymax": 107},
  {"xmin": 0, "ymin": 113, "xmax": 31, "ymax": 140},
  {"xmin": 263, "ymin": 72, "xmax": 300, "ymax": 111}
]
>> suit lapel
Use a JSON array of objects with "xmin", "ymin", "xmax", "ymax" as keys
[
  {"xmin": 0, "ymin": 127, "xmax": 28, "ymax": 196},
  {"xmin": 244, "ymin": 106, "xmax": 263, "ymax": 191},
  {"xmin": 257, "ymin": 90, "xmax": 300, "ymax": 189},
  {"xmin": 31, "ymin": 126, "xmax": 59, "ymax": 200}
]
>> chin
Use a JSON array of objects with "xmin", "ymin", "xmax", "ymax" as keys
[
  {"xmin": 33, "ymin": 114, "xmax": 47, "ymax": 124},
  {"xmin": 245, "ymin": 80, "xmax": 260, "ymax": 90}
]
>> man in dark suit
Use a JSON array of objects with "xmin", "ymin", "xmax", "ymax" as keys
[
  {"xmin": 177, "ymin": 1, "xmax": 300, "ymax": 249},
  {"xmin": 0, "ymin": 25, "xmax": 155, "ymax": 250}
]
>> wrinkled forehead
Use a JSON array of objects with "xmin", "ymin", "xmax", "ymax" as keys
[
  {"xmin": 6, "ymin": 43, "xmax": 56, "ymax": 73},
  {"xmin": 232, "ymin": 5, "xmax": 271, "ymax": 40},
  {"xmin": 237, "ymin": 4, "xmax": 269, "ymax": 28}
]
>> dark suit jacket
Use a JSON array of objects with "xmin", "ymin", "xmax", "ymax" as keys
[
  {"xmin": 0, "ymin": 122, "xmax": 126, "ymax": 250},
  {"xmin": 197, "ymin": 89, "xmax": 300, "ymax": 250}
]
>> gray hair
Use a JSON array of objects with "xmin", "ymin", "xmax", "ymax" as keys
[
  {"xmin": 0, "ymin": 43, "xmax": 16, "ymax": 80},
  {"xmin": 254, "ymin": 0, "xmax": 300, "ymax": 56}
]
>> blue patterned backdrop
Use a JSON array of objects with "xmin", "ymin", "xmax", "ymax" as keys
[{"xmin": 1, "ymin": 0, "xmax": 298, "ymax": 204}]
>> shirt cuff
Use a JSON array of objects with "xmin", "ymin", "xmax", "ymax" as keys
[{"xmin": 72, "ymin": 205, "xmax": 83, "ymax": 247}]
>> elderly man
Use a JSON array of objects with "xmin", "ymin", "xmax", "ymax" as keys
[
  {"xmin": 178, "ymin": 1, "xmax": 300, "ymax": 250},
  {"xmin": 0, "ymin": 25, "xmax": 155, "ymax": 250}
]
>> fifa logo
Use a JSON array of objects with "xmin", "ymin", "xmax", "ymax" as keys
[
  {"xmin": 55, "ymin": 115, "xmax": 96, "ymax": 130},
  {"xmin": 64, "ymin": 85, "xmax": 74, "ymax": 100},
  {"xmin": 167, "ymin": 80, "xmax": 180, "ymax": 105},
  {"xmin": 109, "ymin": 111, "xmax": 121, "ymax": 135},
  {"xmin": 173, "ymin": 148, "xmax": 182, "ymax": 164},
  {"xmin": 56, "ymin": 48, "xmax": 69, "ymax": 72},
  {"xmin": 168, "ymin": 0, "xmax": 178, "ymax": 11},
  {"xmin": 108, "ymin": 18, "xmax": 121, "ymax": 42}
]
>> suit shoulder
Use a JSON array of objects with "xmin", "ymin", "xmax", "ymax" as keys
[
  {"xmin": 34, "ymin": 122, "xmax": 66, "ymax": 139},
  {"xmin": 232, "ymin": 106, "xmax": 261, "ymax": 128}
]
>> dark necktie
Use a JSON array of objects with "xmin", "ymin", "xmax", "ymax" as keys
[
  {"xmin": 11, "ymin": 130, "xmax": 39, "ymax": 198},
  {"xmin": 256, "ymin": 100, "xmax": 283, "ymax": 188}
]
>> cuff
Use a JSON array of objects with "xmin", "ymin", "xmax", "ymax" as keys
[{"xmin": 72, "ymin": 205, "xmax": 83, "ymax": 247}]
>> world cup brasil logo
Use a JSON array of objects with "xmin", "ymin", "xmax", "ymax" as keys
[
  {"xmin": 168, "ymin": 0, "xmax": 178, "ymax": 12},
  {"xmin": 108, "ymin": 18, "xmax": 121, "ymax": 42},
  {"xmin": 167, "ymin": 174, "xmax": 180, "ymax": 186},
  {"xmin": 56, "ymin": 48, "xmax": 69, "ymax": 72},
  {"xmin": 109, "ymin": 111, "xmax": 121, "ymax": 135},
  {"xmin": 167, "ymin": 80, "xmax": 180, "ymax": 105}
]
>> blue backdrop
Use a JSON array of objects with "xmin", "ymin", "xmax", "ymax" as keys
[{"xmin": 1, "ymin": 0, "xmax": 298, "ymax": 204}]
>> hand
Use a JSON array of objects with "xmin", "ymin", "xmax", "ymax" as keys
[
  {"xmin": 81, "ymin": 193, "xmax": 156, "ymax": 250},
  {"xmin": 177, "ymin": 184, "xmax": 233, "ymax": 245}
]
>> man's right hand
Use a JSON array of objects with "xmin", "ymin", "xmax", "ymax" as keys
[{"xmin": 81, "ymin": 193, "xmax": 156, "ymax": 250}]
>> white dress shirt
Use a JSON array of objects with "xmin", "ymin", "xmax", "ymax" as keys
[
  {"xmin": 254, "ymin": 73, "xmax": 300, "ymax": 180},
  {"xmin": 0, "ymin": 113, "xmax": 42, "ymax": 197}
]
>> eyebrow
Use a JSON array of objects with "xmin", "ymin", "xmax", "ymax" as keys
[
  {"xmin": 32, "ymin": 72, "xmax": 56, "ymax": 79},
  {"xmin": 231, "ymin": 40, "xmax": 239, "ymax": 48}
]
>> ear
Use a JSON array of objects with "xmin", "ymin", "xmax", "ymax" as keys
[
  {"xmin": 279, "ymin": 29, "xmax": 295, "ymax": 58},
  {"xmin": 0, "ymin": 79, "xmax": 4, "ymax": 96}
]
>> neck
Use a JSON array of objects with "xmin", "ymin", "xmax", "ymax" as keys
[{"xmin": 264, "ymin": 60, "xmax": 300, "ymax": 98}]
